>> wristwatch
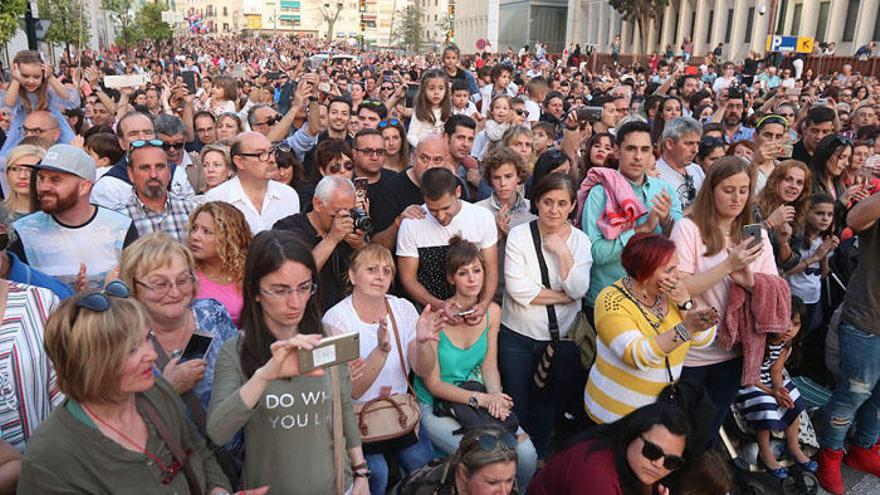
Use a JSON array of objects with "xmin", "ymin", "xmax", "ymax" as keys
[
  {"xmin": 468, "ymin": 395, "xmax": 479, "ymax": 409},
  {"xmin": 677, "ymin": 299, "xmax": 694, "ymax": 311}
]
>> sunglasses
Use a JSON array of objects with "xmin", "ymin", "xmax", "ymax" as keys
[
  {"xmin": 162, "ymin": 141, "xmax": 185, "ymax": 151},
  {"xmin": 327, "ymin": 160, "xmax": 354, "ymax": 174},
  {"xmin": 128, "ymin": 139, "xmax": 165, "ymax": 154},
  {"xmin": 476, "ymin": 432, "xmax": 518, "ymax": 453},
  {"xmin": 640, "ymin": 435, "xmax": 685, "ymax": 471},
  {"xmin": 77, "ymin": 280, "xmax": 131, "ymax": 313},
  {"xmin": 362, "ymin": 99, "xmax": 384, "ymax": 108},
  {"xmin": 378, "ymin": 119, "xmax": 401, "ymax": 128},
  {"xmin": 515, "ymin": 109, "xmax": 528, "ymax": 116},
  {"xmin": 254, "ymin": 115, "xmax": 282, "ymax": 127}
]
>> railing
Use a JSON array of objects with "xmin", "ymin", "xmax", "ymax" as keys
[{"xmin": 586, "ymin": 53, "xmax": 880, "ymax": 76}]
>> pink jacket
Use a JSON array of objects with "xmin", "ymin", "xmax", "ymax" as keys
[
  {"xmin": 719, "ymin": 273, "xmax": 792, "ymax": 386},
  {"xmin": 575, "ymin": 168, "xmax": 647, "ymax": 239}
]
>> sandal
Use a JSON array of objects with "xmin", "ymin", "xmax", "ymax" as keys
[{"xmin": 758, "ymin": 457, "xmax": 790, "ymax": 479}]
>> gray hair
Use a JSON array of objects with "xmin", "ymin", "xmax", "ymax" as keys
[
  {"xmin": 247, "ymin": 104, "xmax": 271, "ymax": 128},
  {"xmin": 662, "ymin": 116, "xmax": 703, "ymax": 142},
  {"xmin": 314, "ymin": 175, "xmax": 355, "ymax": 205},
  {"xmin": 153, "ymin": 114, "xmax": 186, "ymax": 137}
]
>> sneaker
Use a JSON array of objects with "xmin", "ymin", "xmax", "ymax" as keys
[{"xmin": 817, "ymin": 448, "xmax": 845, "ymax": 495}]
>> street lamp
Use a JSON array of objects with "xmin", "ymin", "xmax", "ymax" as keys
[
  {"xmin": 321, "ymin": 2, "xmax": 345, "ymax": 40},
  {"xmin": 358, "ymin": 0, "xmax": 367, "ymax": 49}
]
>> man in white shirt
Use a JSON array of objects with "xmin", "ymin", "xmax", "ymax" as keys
[
  {"xmin": 397, "ymin": 167, "xmax": 498, "ymax": 322},
  {"xmin": 204, "ymin": 132, "xmax": 300, "ymax": 233},
  {"xmin": 656, "ymin": 116, "xmax": 705, "ymax": 211}
]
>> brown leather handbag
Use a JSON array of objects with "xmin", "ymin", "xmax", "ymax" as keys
[{"xmin": 353, "ymin": 300, "xmax": 421, "ymax": 454}]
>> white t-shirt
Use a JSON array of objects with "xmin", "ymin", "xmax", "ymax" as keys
[
  {"xmin": 786, "ymin": 237, "xmax": 822, "ymax": 304},
  {"xmin": 656, "ymin": 156, "xmax": 705, "ymax": 210},
  {"xmin": 322, "ymin": 295, "xmax": 418, "ymax": 403}
]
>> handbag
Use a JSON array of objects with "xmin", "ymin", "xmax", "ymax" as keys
[
  {"xmin": 353, "ymin": 299, "xmax": 421, "ymax": 454},
  {"xmin": 435, "ymin": 380, "xmax": 520, "ymax": 435},
  {"xmin": 529, "ymin": 220, "xmax": 597, "ymax": 390}
]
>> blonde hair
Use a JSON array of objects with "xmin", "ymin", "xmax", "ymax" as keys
[
  {"xmin": 119, "ymin": 233, "xmax": 198, "ymax": 299},
  {"xmin": 44, "ymin": 296, "xmax": 150, "ymax": 403},
  {"xmin": 3, "ymin": 144, "xmax": 43, "ymax": 219},
  {"xmin": 350, "ymin": 244, "xmax": 396, "ymax": 279},
  {"xmin": 188, "ymin": 202, "xmax": 252, "ymax": 282}
]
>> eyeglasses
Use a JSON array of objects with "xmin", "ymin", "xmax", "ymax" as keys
[
  {"xmin": 355, "ymin": 147, "xmax": 387, "ymax": 157},
  {"xmin": 135, "ymin": 274, "xmax": 196, "ymax": 297},
  {"xmin": 254, "ymin": 115, "xmax": 281, "ymax": 127},
  {"xmin": 128, "ymin": 139, "xmax": 165, "ymax": 154},
  {"xmin": 327, "ymin": 160, "xmax": 354, "ymax": 174},
  {"xmin": 515, "ymin": 109, "xmax": 528, "ymax": 117},
  {"xmin": 236, "ymin": 148, "xmax": 277, "ymax": 162},
  {"xmin": 273, "ymin": 141, "xmax": 292, "ymax": 153},
  {"xmin": 162, "ymin": 141, "xmax": 185, "ymax": 151},
  {"xmin": 475, "ymin": 432, "xmax": 518, "ymax": 453},
  {"xmin": 21, "ymin": 125, "xmax": 57, "ymax": 135},
  {"xmin": 378, "ymin": 119, "xmax": 401, "ymax": 128},
  {"xmin": 380, "ymin": 86, "xmax": 394, "ymax": 91},
  {"xmin": 640, "ymin": 435, "xmax": 686, "ymax": 471},
  {"xmin": 259, "ymin": 281, "xmax": 318, "ymax": 300},
  {"xmin": 7, "ymin": 164, "xmax": 34, "ymax": 175},
  {"xmin": 77, "ymin": 280, "xmax": 131, "ymax": 313}
]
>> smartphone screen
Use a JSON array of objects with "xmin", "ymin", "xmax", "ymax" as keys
[
  {"xmin": 405, "ymin": 84, "xmax": 419, "ymax": 108},
  {"xmin": 180, "ymin": 333, "xmax": 214, "ymax": 362}
]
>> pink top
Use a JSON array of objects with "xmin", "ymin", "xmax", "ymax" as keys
[
  {"xmin": 671, "ymin": 218, "xmax": 777, "ymax": 367},
  {"xmin": 196, "ymin": 271, "xmax": 243, "ymax": 326}
]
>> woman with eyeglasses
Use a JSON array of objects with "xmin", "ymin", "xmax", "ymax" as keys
[
  {"xmin": 208, "ymin": 230, "xmax": 369, "ymax": 495},
  {"xmin": 200, "ymin": 144, "xmax": 235, "ymax": 192},
  {"xmin": 19, "ymin": 283, "xmax": 257, "ymax": 494},
  {"xmin": 2, "ymin": 144, "xmax": 42, "ymax": 221},
  {"xmin": 119, "ymin": 234, "xmax": 239, "ymax": 448},
  {"xmin": 392, "ymin": 425, "xmax": 518, "ymax": 495},
  {"xmin": 529, "ymin": 403, "xmax": 700, "ymax": 495},
  {"xmin": 380, "ymin": 119, "xmax": 409, "ymax": 173}
]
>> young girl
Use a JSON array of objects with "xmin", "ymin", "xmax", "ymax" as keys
[
  {"xmin": 407, "ymin": 69, "xmax": 451, "ymax": 148},
  {"xmin": 471, "ymin": 95, "xmax": 512, "ymax": 160},
  {"xmin": 734, "ymin": 296, "xmax": 816, "ymax": 479},
  {"xmin": 207, "ymin": 76, "xmax": 239, "ymax": 115},
  {"xmin": 784, "ymin": 194, "xmax": 839, "ymax": 337},
  {"xmin": 1, "ymin": 50, "xmax": 79, "ymax": 159}
]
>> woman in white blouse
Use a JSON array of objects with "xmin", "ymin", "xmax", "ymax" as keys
[
  {"xmin": 500, "ymin": 172, "xmax": 593, "ymax": 460},
  {"xmin": 322, "ymin": 244, "xmax": 441, "ymax": 495}
]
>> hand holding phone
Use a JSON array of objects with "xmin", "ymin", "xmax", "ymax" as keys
[
  {"xmin": 297, "ymin": 332, "xmax": 360, "ymax": 373},
  {"xmin": 742, "ymin": 223, "xmax": 763, "ymax": 249}
]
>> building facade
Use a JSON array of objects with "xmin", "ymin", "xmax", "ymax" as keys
[
  {"xmin": 498, "ymin": 0, "xmax": 568, "ymax": 54},
  {"xmin": 453, "ymin": 0, "xmax": 499, "ymax": 54},
  {"xmin": 178, "ymin": 0, "xmax": 243, "ymax": 34},
  {"xmin": 568, "ymin": 0, "xmax": 880, "ymax": 62}
]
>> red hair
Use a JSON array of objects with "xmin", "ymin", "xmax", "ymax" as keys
[{"xmin": 621, "ymin": 233, "xmax": 676, "ymax": 282}]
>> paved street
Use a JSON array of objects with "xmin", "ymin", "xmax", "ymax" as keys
[{"xmin": 820, "ymin": 465, "xmax": 880, "ymax": 494}]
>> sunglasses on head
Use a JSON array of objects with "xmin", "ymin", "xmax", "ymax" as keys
[
  {"xmin": 76, "ymin": 280, "xmax": 131, "ymax": 313},
  {"xmin": 128, "ymin": 139, "xmax": 165, "ymax": 154},
  {"xmin": 378, "ymin": 119, "xmax": 401, "ymax": 128},
  {"xmin": 640, "ymin": 435, "xmax": 685, "ymax": 471},
  {"xmin": 476, "ymin": 432, "xmax": 518, "ymax": 453}
]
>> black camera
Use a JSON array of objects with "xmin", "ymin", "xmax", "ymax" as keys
[
  {"xmin": 351, "ymin": 208, "xmax": 373, "ymax": 233},
  {"xmin": 727, "ymin": 85, "xmax": 744, "ymax": 100}
]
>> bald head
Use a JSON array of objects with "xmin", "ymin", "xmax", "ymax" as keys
[
  {"xmin": 413, "ymin": 134, "xmax": 452, "ymax": 181},
  {"xmin": 23, "ymin": 111, "xmax": 61, "ymax": 144},
  {"xmin": 231, "ymin": 132, "xmax": 275, "ymax": 182}
]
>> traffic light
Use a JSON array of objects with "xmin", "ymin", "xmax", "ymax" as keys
[
  {"xmin": 359, "ymin": 0, "xmax": 367, "ymax": 13},
  {"xmin": 360, "ymin": 20, "xmax": 366, "ymax": 31},
  {"xmin": 448, "ymin": 2, "xmax": 455, "ymax": 17}
]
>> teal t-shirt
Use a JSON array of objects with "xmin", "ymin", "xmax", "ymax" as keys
[{"xmin": 414, "ymin": 325, "xmax": 489, "ymax": 405}]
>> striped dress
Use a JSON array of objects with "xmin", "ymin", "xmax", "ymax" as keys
[
  {"xmin": 0, "ymin": 283, "xmax": 61, "ymax": 451},
  {"xmin": 735, "ymin": 341, "xmax": 805, "ymax": 431}
]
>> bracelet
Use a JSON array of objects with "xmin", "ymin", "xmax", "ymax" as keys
[
  {"xmin": 673, "ymin": 323, "xmax": 693, "ymax": 342},
  {"xmin": 351, "ymin": 462, "xmax": 368, "ymax": 472}
]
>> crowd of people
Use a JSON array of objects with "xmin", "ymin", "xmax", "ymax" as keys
[{"xmin": 0, "ymin": 33, "xmax": 877, "ymax": 494}]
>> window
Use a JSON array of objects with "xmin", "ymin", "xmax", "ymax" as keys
[
  {"xmin": 842, "ymin": 0, "xmax": 860, "ymax": 42},
  {"xmin": 657, "ymin": 14, "xmax": 664, "ymax": 44},
  {"xmin": 816, "ymin": 2, "xmax": 830, "ymax": 42},
  {"xmin": 875, "ymin": 12, "xmax": 880, "ymax": 40},
  {"xmin": 223, "ymin": 23, "xmax": 229, "ymax": 31},
  {"xmin": 223, "ymin": 7, "xmax": 228, "ymax": 16},
  {"xmin": 745, "ymin": 7, "xmax": 755, "ymax": 43},
  {"xmin": 790, "ymin": 3, "xmax": 802, "ymax": 35},
  {"xmin": 673, "ymin": 13, "xmax": 679, "ymax": 44},
  {"xmin": 725, "ymin": 8, "xmax": 733, "ymax": 43},
  {"xmin": 775, "ymin": 0, "xmax": 787, "ymax": 34},
  {"xmin": 689, "ymin": 11, "xmax": 696, "ymax": 40},
  {"xmin": 706, "ymin": 10, "xmax": 714, "ymax": 44}
]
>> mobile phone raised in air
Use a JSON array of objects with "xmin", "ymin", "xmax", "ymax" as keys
[
  {"xmin": 297, "ymin": 332, "xmax": 360, "ymax": 373},
  {"xmin": 181, "ymin": 71, "xmax": 198, "ymax": 95},
  {"xmin": 576, "ymin": 106, "xmax": 603, "ymax": 123}
]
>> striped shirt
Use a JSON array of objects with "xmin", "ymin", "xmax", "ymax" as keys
[
  {"xmin": 0, "ymin": 283, "xmax": 62, "ymax": 451},
  {"xmin": 584, "ymin": 281, "xmax": 716, "ymax": 424}
]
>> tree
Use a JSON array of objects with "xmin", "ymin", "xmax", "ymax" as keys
[
  {"xmin": 320, "ymin": 2, "xmax": 345, "ymax": 40},
  {"xmin": 101, "ymin": 0, "xmax": 139, "ymax": 48},
  {"xmin": 392, "ymin": 4, "xmax": 423, "ymax": 53},
  {"xmin": 608, "ymin": 0, "xmax": 669, "ymax": 55},
  {"xmin": 136, "ymin": 1, "xmax": 172, "ymax": 52},
  {"xmin": 0, "ymin": 0, "xmax": 27, "ymax": 47},
  {"xmin": 38, "ymin": 0, "xmax": 91, "ymax": 61},
  {"xmin": 439, "ymin": 14, "xmax": 454, "ymax": 44}
]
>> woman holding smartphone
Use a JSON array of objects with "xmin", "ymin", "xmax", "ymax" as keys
[{"xmin": 208, "ymin": 230, "xmax": 369, "ymax": 495}]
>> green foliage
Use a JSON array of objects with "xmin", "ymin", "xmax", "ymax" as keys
[
  {"xmin": 0, "ymin": 0, "xmax": 27, "ymax": 46},
  {"xmin": 37, "ymin": 0, "xmax": 92, "ymax": 48},
  {"xmin": 392, "ymin": 4, "xmax": 423, "ymax": 53},
  {"xmin": 608, "ymin": 0, "xmax": 669, "ymax": 53},
  {"xmin": 102, "ymin": 0, "xmax": 139, "ymax": 48},
  {"xmin": 136, "ymin": 1, "xmax": 172, "ymax": 43}
]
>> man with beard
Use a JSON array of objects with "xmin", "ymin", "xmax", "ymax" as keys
[
  {"xmin": 10, "ymin": 144, "xmax": 138, "ymax": 291},
  {"xmin": 718, "ymin": 91, "xmax": 754, "ymax": 143},
  {"xmin": 121, "ymin": 140, "xmax": 195, "ymax": 242}
]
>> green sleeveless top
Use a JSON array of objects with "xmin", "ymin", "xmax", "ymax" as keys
[{"xmin": 414, "ymin": 318, "xmax": 489, "ymax": 405}]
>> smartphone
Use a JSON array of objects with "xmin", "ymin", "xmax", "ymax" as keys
[
  {"xmin": 181, "ymin": 71, "xmax": 198, "ymax": 94},
  {"xmin": 576, "ymin": 106, "xmax": 604, "ymax": 123},
  {"xmin": 779, "ymin": 142, "xmax": 793, "ymax": 159},
  {"xmin": 742, "ymin": 223, "xmax": 763, "ymax": 248},
  {"xmin": 405, "ymin": 84, "xmax": 419, "ymax": 108},
  {"xmin": 318, "ymin": 82, "xmax": 331, "ymax": 93},
  {"xmin": 297, "ymin": 332, "xmax": 360, "ymax": 373},
  {"xmin": 180, "ymin": 333, "xmax": 214, "ymax": 362},
  {"xmin": 354, "ymin": 177, "xmax": 368, "ymax": 201}
]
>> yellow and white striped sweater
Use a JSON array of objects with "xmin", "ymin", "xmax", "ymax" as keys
[{"xmin": 584, "ymin": 281, "xmax": 716, "ymax": 424}]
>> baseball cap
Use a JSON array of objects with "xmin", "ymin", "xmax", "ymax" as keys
[{"xmin": 35, "ymin": 144, "xmax": 96, "ymax": 182}]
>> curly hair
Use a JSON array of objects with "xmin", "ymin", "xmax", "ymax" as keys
[
  {"xmin": 189, "ymin": 201, "xmax": 252, "ymax": 283},
  {"xmin": 755, "ymin": 160, "xmax": 812, "ymax": 232}
]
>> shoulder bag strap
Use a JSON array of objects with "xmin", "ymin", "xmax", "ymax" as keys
[
  {"xmin": 330, "ymin": 367, "xmax": 345, "ymax": 495},
  {"xmin": 150, "ymin": 334, "xmax": 209, "ymax": 436},
  {"xmin": 529, "ymin": 220, "xmax": 559, "ymax": 343},
  {"xmin": 610, "ymin": 284, "xmax": 675, "ymax": 385},
  {"xmin": 136, "ymin": 394, "xmax": 204, "ymax": 495},
  {"xmin": 385, "ymin": 298, "xmax": 414, "ymax": 393}
]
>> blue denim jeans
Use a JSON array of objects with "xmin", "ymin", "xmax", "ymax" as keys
[
  {"xmin": 419, "ymin": 402, "xmax": 538, "ymax": 489},
  {"xmin": 819, "ymin": 320, "xmax": 880, "ymax": 450},
  {"xmin": 364, "ymin": 423, "xmax": 435, "ymax": 495},
  {"xmin": 497, "ymin": 326, "xmax": 588, "ymax": 458}
]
